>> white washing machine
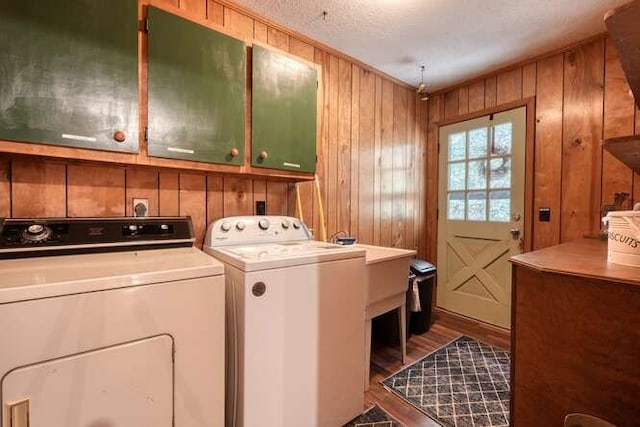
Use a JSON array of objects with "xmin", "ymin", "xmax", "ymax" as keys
[
  {"xmin": 203, "ymin": 216, "xmax": 366, "ymax": 427},
  {"xmin": 0, "ymin": 217, "xmax": 225, "ymax": 427}
]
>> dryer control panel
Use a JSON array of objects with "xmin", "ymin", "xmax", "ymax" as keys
[
  {"xmin": 0, "ymin": 217, "xmax": 194, "ymax": 259},
  {"xmin": 205, "ymin": 216, "xmax": 311, "ymax": 247}
]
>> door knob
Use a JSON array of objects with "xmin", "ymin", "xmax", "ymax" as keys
[{"xmin": 510, "ymin": 228, "xmax": 521, "ymax": 239}]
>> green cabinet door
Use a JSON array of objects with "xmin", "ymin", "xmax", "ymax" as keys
[
  {"xmin": 147, "ymin": 7, "xmax": 245, "ymax": 165},
  {"xmin": 0, "ymin": 0, "xmax": 139, "ymax": 153},
  {"xmin": 252, "ymin": 45, "xmax": 318, "ymax": 173}
]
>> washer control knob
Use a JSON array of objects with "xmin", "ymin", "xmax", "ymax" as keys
[
  {"xmin": 236, "ymin": 221, "xmax": 246, "ymax": 231},
  {"xmin": 281, "ymin": 219, "xmax": 291, "ymax": 229},
  {"xmin": 258, "ymin": 218, "xmax": 270, "ymax": 230},
  {"xmin": 292, "ymin": 221, "xmax": 301, "ymax": 229},
  {"xmin": 220, "ymin": 221, "xmax": 232, "ymax": 232}
]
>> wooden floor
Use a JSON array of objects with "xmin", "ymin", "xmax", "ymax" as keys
[{"xmin": 364, "ymin": 309, "xmax": 511, "ymax": 426}]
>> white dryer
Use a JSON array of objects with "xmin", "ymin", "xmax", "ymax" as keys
[
  {"xmin": 204, "ymin": 216, "xmax": 366, "ymax": 427},
  {"xmin": 0, "ymin": 217, "xmax": 225, "ymax": 427}
]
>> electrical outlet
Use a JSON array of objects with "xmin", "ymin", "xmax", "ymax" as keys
[
  {"xmin": 133, "ymin": 198, "xmax": 149, "ymax": 217},
  {"xmin": 256, "ymin": 200, "xmax": 266, "ymax": 215}
]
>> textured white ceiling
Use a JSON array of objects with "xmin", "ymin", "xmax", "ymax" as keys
[{"xmin": 231, "ymin": 0, "xmax": 630, "ymax": 90}]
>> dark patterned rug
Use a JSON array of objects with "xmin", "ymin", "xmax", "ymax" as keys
[
  {"xmin": 381, "ymin": 336, "xmax": 510, "ymax": 427},
  {"xmin": 343, "ymin": 404, "xmax": 404, "ymax": 427}
]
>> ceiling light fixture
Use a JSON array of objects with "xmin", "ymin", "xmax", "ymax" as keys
[{"xmin": 416, "ymin": 65, "xmax": 429, "ymax": 101}]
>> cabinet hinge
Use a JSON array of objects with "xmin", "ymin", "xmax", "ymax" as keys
[
  {"xmin": 437, "ymin": 143, "xmax": 440, "ymax": 155},
  {"xmin": 437, "ymin": 209, "xmax": 439, "ymax": 221},
  {"xmin": 144, "ymin": 126, "xmax": 148, "ymax": 142},
  {"xmin": 144, "ymin": 18, "xmax": 150, "ymax": 33}
]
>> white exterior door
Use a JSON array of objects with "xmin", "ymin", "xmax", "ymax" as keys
[{"xmin": 437, "ymin": 106, "xmax": 526, "ymax": 329}]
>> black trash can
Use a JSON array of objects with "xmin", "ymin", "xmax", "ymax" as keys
[{"xmin": 407, "ymin": 259, "xmax": 436, "ymax": 336}]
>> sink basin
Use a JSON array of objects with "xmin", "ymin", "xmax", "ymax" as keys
[{"xmin": 355, "ymin": 244, "xmax": 416, "ymax": 318}]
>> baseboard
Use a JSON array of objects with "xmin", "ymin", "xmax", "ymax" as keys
[{"xmin": 433, "ymin": 307, "xmax": 511, "ymax": 346}]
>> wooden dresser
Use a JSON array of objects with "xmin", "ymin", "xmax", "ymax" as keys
[{"xmin": 510, "ymin": 239, "xmax": 640, "ymax": 426}]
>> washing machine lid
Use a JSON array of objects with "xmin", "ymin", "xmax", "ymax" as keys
[
  {"xmin": 204, "ymin": 241, "xmax": 365, "ymax": 272},
  {"xmin": 0, "ymin": 247, "xmax": 223, "ymax": 303}
]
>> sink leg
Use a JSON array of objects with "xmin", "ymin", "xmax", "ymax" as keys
[
  {"xmin": 399, "ymin": 303, "xmax": 406, "ymax": 365},
  {"xmin": 364, "ymin": 318, "xmax": 372, "ymax": 391}
]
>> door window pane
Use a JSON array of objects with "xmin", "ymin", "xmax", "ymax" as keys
[
  {"xmin": 467, "ymin": 191, "xmax": 486, "ymax": 221},
  {"xmin": 448, "ymin": 162, "xmax": 465, "ymax": 191},
  {"xmin": 467, "ymin": 160, "xmax": 487, "ymax": 190},
  {"xmin": 468, "ymin": 127, "xmax": 488, "ymax": 159},
  {"xmin": 449, "ymin": 132, "xmax": 466, "ymax": 161},
  {"xmin": 490, "ymin": 190, "xmax": 511, "ymax": 222},
  {"xmin": 448, "ymin": 192, "xmax": 465, "ymax": 220},
  {"xmin": 489, "ymin": 157, "xmax": 511, "ymax": 189},
  {"xmin": 492, "ymin": 123, "xmax": 512, "ymax": 156}
]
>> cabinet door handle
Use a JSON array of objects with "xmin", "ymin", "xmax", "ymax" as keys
[
  {"xmin": 7, "ymin": 398, "xmax": 30, "ymax": 427},
  {"xmin": 113, "ymin": 130, "xmax": 126, "ymax": 143},
  {"xmin": 230, "ymin": 147, "xmax": 239, "ymax": 157},
  {"xmin": 259, "ymin": 151, "xmax": 268, "ymax": 160}
]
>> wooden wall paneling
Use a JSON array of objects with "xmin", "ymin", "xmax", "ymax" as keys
[
  {"xmin": 223, "ymin": 7, "xmax": 253, "ymax": 39},
  {"xmin": 0, "ymin": 157, "xmax": 9, "ymax": 217},
  {"xmin": 337, "ymin": 58, "xmax": 352, "ymax": 234},
  {"xmin": 561, "ymin": 40, "xmax": 605, "ymax": 242},
  {"xmin": 444, "ymin": 89, "xmax": 459, "ymax": 120},
  {"xmin": 425, "ymin": 94, "xmax": 442, "ymax": 262},
  {"xmin": 522, "ymin": 63, "xmax": 537, "ymax": 98},
  {"xmin": 266, "ymin": 181, "xmax": 288, "ymax": 215},
  {"xmin": 156, "ymin": 0, "xmax": 179, "ymax": 7},
  {"xmin": 207, "ymin": 0, "xmax": 224, "ymax": 25},
  {"xmin": 485, "ymin": 76, "xmax": 497, "ymax": 108},
  {"xmin": 468, "ymin": 80, "xmax": 485, "ymax": 113},
  {"xmin": 313, "ymin": 48, "xmax": 329, "ymax": 239},
  {"xmin": 602, "ymin": 38, "xmax": 635, "ymax": 207},
  {"xmin": 391, "ymin": 85, "xmax": 409, "ymax": 248},
  {"xmin": 380, "ymin": 79, "xmax": 395, "ymax": 247},
  {"xmin": 358, "ymin": 69, "xmax": 376, "ymax": 244},
  {"xmin": 533, "ymin": 54, "xmax": 564, "ymax": 250},
  {"xmin": 635, "ymin": 106, "xmax": 640, "ymax": 203},
  {"xmin": 223, "ymin": 177, "xmax": 253, "ymax": 217},
  {"xmin": 125, "ymin": 168, "xmax": 159, "ymax": 217},
  {"xmin": 267, "ymin": 26, "xmax": 289, "ymax": 51},
  {"xmin": 418, "ymin": 98, "xmax": 430, "ymax": 259},
  {"xmin": 158, "ymin": 171, "xmax": 180, "ymax": 216},
  {"xmin": 179, "ymin": 0, "xmax": 207, "ymax": 19},
  {"xmin": 350, "ymin": 64, "xmax": 361, "ymax": 238},
  {"xmin": 253, "ymin": 20, "xmax": 267, "ymax": 42},
  {"xmin": 206, "ymin": 175, "xmax": 224, "ymax": 225},
  {"xmin": 289, "ymin": 37, "xmax": 315, "ymax": 62},
  {"xmin": 179, "ymin": 173, "xmax": 206, "ymax": 247},
  {"xmin": 67, "ymin": 165, "xmax": 125, "ymax": 217},
  {"xmin": 392, "ymin": 86, "xmax": 408, "ymax": 248},
  {"xmin": 496, "ymin": 68, "xmax": 523, "ymax": 105},
  {"xmin": 11, "ymin": 158, "xmax": 66, "ymax": 218},
  {"xmin": 458, "ymin": 86, "xmax": 469, "ymax": 116},
  {"xmin": 325, "ymin": 54, "xmax": 340, "ymax": 236},
  {"xmin": 405, "ymin": 91, "xmax": 417, "ymax": 250},
  {"xmin": 373, "ymin": 75, "xmax": 383, "ymax": 245}
]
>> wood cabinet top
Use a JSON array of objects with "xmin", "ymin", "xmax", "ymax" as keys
[{"xmin": 510, "ymin": 238, "xmax": 640, "ymax": 287}]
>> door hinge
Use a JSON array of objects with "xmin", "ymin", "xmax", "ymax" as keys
[
  {"xmin": 437, "ymin": 143, "xmax": 440, "ymax": 155},
  {"xmin": 144, "ymin": 18, "xmax": 150, "ymax": 33},
  {"xmin": 144, "ymin": 126, "xmax": 148, "ymax": 142},
  {"xmin": 436, "ymin": 209, "xmax": 439, "ymax": 221}
]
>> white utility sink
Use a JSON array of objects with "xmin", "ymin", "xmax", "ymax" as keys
[{"xmin": 355, "ymin": 244, "xmax": 416, "ymax": 390}]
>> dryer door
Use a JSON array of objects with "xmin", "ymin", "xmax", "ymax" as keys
[{"xmin": 2, "ymin": 335, "xmax": 173, "ymax": 427}]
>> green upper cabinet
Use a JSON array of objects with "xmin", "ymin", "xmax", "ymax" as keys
[
  {"xmin": 0, "ymin": 0, "xmax": 139, "ymax": 153},
  {"xmin": 147, "ymin": 7, "xmax": 245, "ymax": 165},
  {"xmin": 252, "ymin": 44, "xmax": 318, "ymax": 173}
]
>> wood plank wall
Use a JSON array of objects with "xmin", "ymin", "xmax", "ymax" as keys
[
  {"xmin": 0, "ymin": 0, "xmax": 428, "ymax": 256},
  {"xmin": 424, "ymin": 35, "xmax": 640, "ymax": 262}
]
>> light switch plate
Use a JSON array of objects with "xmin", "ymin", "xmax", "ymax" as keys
[{"xmin": 133, "ymin": 198, "xmax": 149, "ymax": 217}]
